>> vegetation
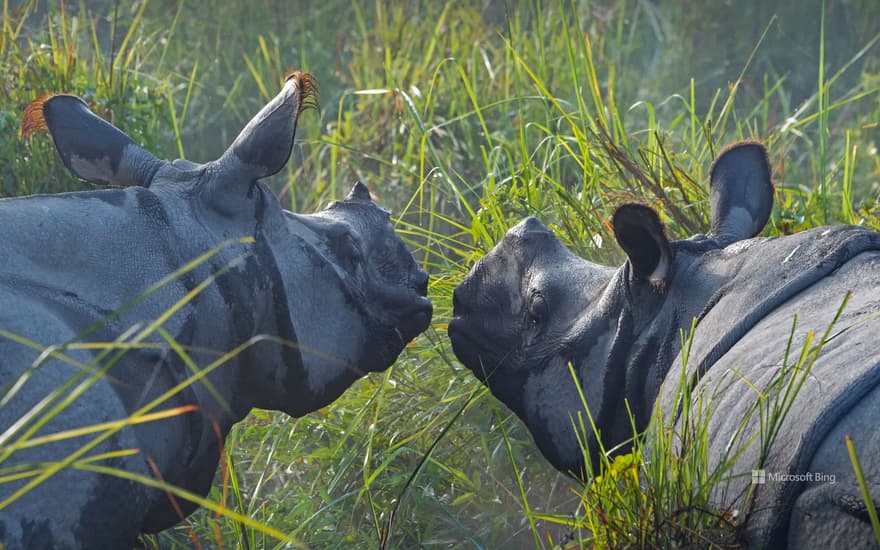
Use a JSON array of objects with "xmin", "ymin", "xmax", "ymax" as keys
[{"xmin": 1, "ymin": 0, "xmax": 879, "ymax": 548}]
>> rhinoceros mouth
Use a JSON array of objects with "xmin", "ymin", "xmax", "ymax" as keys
[
  {"xmin": 364, "ymin": 297, "xmax": 432, "ymax": 373},
  {"xmin": 393, "ymin": 296, "xmax": 433, "ymax": 343},
  {"xmin": 447, "ymin": 317, "xmax": 493, "ymax": 376}
]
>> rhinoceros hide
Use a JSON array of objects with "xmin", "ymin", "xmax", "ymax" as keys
[
  {"xmin": 448, "ymin": 141, "xmax": 880, "ymax": 548},
  {"xmin": 0, "ymin": 72, "xmax": 432, "ymax": 549}
]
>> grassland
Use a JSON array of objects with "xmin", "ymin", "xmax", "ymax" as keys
[{"xmin": 1, "ymin": 0, "xmax": 879, "ymax": 548}]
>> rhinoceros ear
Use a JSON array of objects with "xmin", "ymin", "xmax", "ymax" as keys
[
  {"xmin": 612, "ymin": 204, "xmax": 673, "ymax": 289},
  {"xmin": 21, "ymin": 94, "xmax": 165, "ymax": 187},
  {"xmin": 216, "ymin": 71, "xmax": 317, "ymax": 189},
  {"xmin": 708, "ymin": 141, "xmax": 773, "ymax": 246}
]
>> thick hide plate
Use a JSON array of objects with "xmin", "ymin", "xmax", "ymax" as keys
[{"xmin": 655, "ymin": 226, "xmax": 880, "ymax": 547}]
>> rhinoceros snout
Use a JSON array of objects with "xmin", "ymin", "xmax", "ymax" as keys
[
  {"xmin": 397, "ymin": 267, "xmax": 431, "ymax": 338},
  {"xmin": 451, "ymin": 279, "xmax": 473, "ymax": 317},
  {"xmin": 397, "ymin": 296, "xmax": 433, "ymax": 342},
  {"xmin": 413, "ymin": 268, "xmax": 429, "ymax": 297}
]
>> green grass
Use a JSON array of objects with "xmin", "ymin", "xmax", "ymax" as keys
[{"xmin": 1, "ymin": 0, "xmax": 879, "ymax": 548}]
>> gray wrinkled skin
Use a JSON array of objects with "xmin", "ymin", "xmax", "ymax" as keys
[
  {"xmin": 0, "ymin": 75, "xmax": 431, "ymax": 549},
  {"xmin": 449, "ymin": 141, "xmax": 880, "ymax": 548}
]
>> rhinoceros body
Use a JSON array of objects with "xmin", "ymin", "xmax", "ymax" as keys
[
  {"xmin": 0, "ymin": 73, "xmax": 432, "ymax": 549},
  {"xmin": 449, "ymin": 142, "xmax": 880, "ymax": 548}
]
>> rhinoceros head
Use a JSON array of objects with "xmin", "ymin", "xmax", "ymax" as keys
[
  {"xmin": 281, "ymin": 181, "xmax": 433, "ymax": 408},
  {"xmin": 450, "ymin": 217, "xmax": 612, "ymax": 378},
  {"xmin": 450, "ymin": 217, "xmax": 616, "ymax": 474},
  {"xmin": 24, "ymin": 72, "xmax": 432, "ymax": 417},
  {"xmin": 449, "ymin": 142, "xmax": 773, "ymax": 477}
]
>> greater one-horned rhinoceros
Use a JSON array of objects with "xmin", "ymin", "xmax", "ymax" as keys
[
  {"xmin": 449, "ymin": 142, "xmax": 880, "ymax": 548},
  {"xmin": 0, "ymin": 72, "xmax": 432, "ymax": 549}
]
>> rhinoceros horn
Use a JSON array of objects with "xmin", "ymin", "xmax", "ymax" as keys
[
  {"xmin": 344, "ymin": 180, "xmax": 374, "ymax": 202},
  {"xmin": 708, "ymin": 140, "xmax": 774, "ymax": 245},
  {"xmin": 21, "ymin": 94, "xmax": 166, "ymax": 187}
]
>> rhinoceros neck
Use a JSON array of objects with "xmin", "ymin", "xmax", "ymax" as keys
[
  {"xmin": 581, "ymin": 269, "xmax": 645, "ymax": 458},
  {"xmin": 610, "ymin": 249, "xmax": 717, "ymax": 438},
  {"xmin": 655, "ymin": 227, "xmax": 880, "ymax": 421},
  {"xmin": 568, "ymin": 258, "xmax": 705, "ymax": 461},
  {"xmin": 0, "ymin": 184, "xmax": 301, "ymax": 420},
  {"xmin": 241, "ymin": 210, "xmax": 368, "ymax": 417}
]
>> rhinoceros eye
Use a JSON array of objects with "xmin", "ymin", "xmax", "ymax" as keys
[{"xmin": 527, "ymin": 292, "xmax": 548, "ymax": 328}]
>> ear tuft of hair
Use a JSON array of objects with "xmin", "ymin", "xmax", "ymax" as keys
[
  {"xmin": 283, "ymin": 70, "xmax": 320, "ymax": 115},
  {"xmin": 20, "ymin": 93, "xmax": 58, "ymax": 139}
]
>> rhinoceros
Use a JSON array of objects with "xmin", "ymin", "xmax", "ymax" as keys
[
  {"xmin": 0, "ymin": 72, "xmax": 432, "ymax": 549},
  {"xmin": 449, "ymin": 141, "xmax": 880, "ymax": 548}
]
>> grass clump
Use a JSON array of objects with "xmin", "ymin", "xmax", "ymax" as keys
[{"xmin": 1, "ymin": 0, "xmax": 171, "ymax": 195}]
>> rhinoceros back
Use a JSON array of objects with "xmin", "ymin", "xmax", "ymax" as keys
[
  {"xmin": 0, "ymin": 186, "xmax": 226, "ymax": 548},
  {"xmin": 655, "ymin": 225, "xmax": 880, "ymax": 547},
  {"xmin": 0, "ymin": 288, "xmax": 160, "ymax": 549}
]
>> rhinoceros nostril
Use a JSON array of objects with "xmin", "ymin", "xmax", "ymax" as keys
[
  {"xmin": 414, "ymin": 270, "xmax": 429, "ymax": 297},
  {"xmin": 396, "ymin": 298, "xmax": 432, "ymax": 342}
]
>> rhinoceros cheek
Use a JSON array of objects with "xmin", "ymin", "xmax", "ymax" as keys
[
  {"xmin": 365, "ymin": 326, "xmax": 410, "ymax": 373},
  {"xmin": 447, "ymin": 321, "xmax": 494, "ymax": 380},
  {"xmin": 523, "ymin": 362, "xmax": 598, "ymax": 472}
]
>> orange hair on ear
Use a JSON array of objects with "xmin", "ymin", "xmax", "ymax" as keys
[
  {"xmin": 20, "ymin": 94, "xmax": 54, "ymax": 139},
  {"xmin": 283, "ymin": 70, "xmax": 320, "ymax": 115}
]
